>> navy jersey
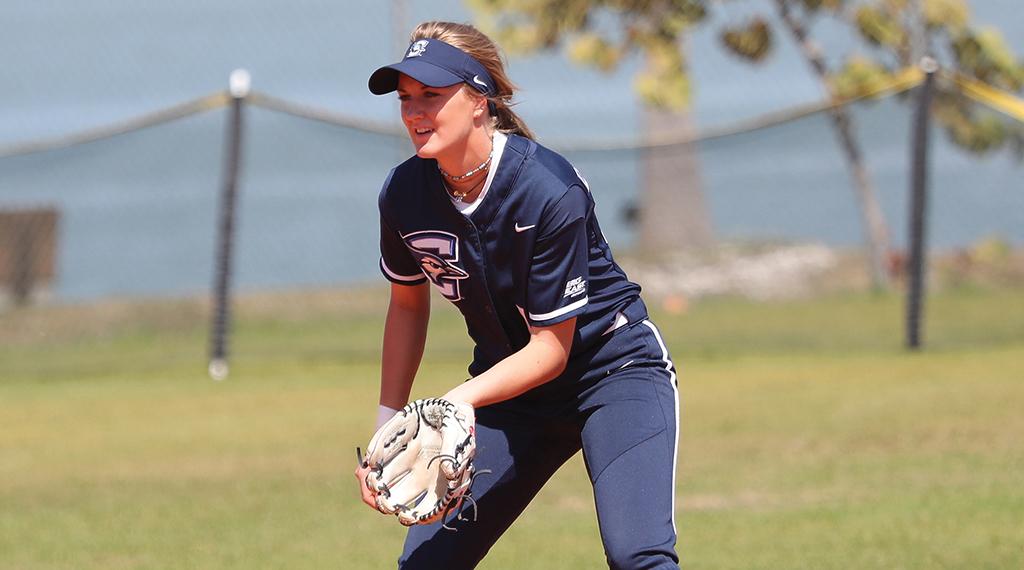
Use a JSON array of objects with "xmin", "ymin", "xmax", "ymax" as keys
[{"xmin": 378, "ymin": 134, "xmax": 647, "ymax": 377}]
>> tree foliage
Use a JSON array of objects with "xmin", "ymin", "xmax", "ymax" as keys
[
  {"xmin": 714, "ymin": 0, "xmax": 1024, "ymax": 157},
  {"xmin": 469, "ymin": 0, "xmax": 1024, "ymax": 157},
  {"xmin": 721, "ymin": 17, "xmax": 773, "ymax": 62},
  {"xmin": 469, "ymin": 0, "xmax": 708, "ymax": 109}
]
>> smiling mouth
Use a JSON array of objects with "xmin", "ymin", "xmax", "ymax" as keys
[{"xmin": 414, "ymin": 128, "xmax": 434, "ymax": 135}]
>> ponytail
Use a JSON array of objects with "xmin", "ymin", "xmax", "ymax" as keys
[{"xmin": 490, "ymin": 99, "xmax": 535, "ymax": 140}]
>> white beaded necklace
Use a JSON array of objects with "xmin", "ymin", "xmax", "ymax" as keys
[{"xmin": 439, "ymin": 136, "xmax": 495, "ymax": 183}]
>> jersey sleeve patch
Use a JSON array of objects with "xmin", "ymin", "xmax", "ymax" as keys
[{"xmin": 526, "ymin": 187, "xmax": 592, "ymax": 326}]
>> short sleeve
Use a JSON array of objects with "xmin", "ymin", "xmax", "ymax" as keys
[
  {"xmin": 525, "ymin": 185, "xmax": 591, "ymax": 326},
  {"xmin": 379, "ymin": 212, "xmax": 427, "ymax": 287}
]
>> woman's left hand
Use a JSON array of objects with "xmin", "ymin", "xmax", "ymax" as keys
[{"xmin": 442, "ymin": 384, "xmax": 476, "ymax": 408}]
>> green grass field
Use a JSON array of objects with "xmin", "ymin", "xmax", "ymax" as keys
[{"xmin": 2, "ymin": 286, "xmax": 1023, "ymax": 569}]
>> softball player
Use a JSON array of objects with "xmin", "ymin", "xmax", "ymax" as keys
[{"xmin": 355, "ymin": 21, "xmax": 680, "ymax": 569}]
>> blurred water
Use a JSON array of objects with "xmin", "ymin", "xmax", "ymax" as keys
[{"xmin": 0, "ymin": 0, "xmax": 1021, "ymax": 301}]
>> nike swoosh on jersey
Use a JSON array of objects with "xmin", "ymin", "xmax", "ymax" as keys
[{"xmin": 514, "ymin": 223, "xmax": 536, "ymax": 233}]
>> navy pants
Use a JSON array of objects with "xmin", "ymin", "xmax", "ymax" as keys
[{"xmin": 399, "ymin": 320, "xmax": 679, "ymax": 569}]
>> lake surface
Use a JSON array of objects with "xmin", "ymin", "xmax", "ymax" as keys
[{"xmin": 2, "ymin": 0, "xmax": 1021, "ymax": 300}]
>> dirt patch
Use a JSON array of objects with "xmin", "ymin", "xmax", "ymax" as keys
[{"xmin": 621, "ymin": 237, "xmax": 1024, "ymax": 308}]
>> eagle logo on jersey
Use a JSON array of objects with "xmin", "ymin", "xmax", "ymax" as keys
[
  {"xmin": 419, "ymin": 252, "xmax": 469, "ymax": 285},
  {"xmin": 403, "ymin": 230, "xmax": 468, "ymax": 302}
]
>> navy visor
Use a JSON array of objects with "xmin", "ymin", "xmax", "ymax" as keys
[{"xmin": 368, "ymin": 38, "xmax": 495, "ymax": 96}]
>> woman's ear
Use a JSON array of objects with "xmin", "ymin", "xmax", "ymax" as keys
[{"xmin": 470, "ymin": 92, "xmax": 489, "ymax": 119}]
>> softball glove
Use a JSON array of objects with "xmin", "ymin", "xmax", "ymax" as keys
[{"xmin": 358, "ymin": 398, "xmax": 478, "ymax": 527}]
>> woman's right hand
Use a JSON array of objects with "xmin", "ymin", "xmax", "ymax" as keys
[
  {"xmin": 356, "ymin": 404, "xmax": 403, "ymax": 510},
  {"xmin": 354, "ymin": 462, "xmax": 378, "ymax": 510}
]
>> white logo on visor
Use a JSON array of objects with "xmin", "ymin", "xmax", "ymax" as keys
[
  {"xmin": 472, "ymin": 75, "xmax": 488, "ymax": 89},
  {"xmin": 407, "ymin": 40, "xmax": 428, "ymax": 58}
]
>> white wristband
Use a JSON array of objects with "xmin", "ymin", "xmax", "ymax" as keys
[{"xmin": 376, "ymin": 404, "xmax": 400, "ymax": 429}]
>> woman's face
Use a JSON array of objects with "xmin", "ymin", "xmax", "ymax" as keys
[{"xmin": 397, "ymin": 74, "xmax": 484, "ymax": 161}]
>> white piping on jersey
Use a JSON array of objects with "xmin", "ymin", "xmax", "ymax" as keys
[
  {"xmin": 515, "ymin": 305, "xmax": 529, "ymax": 329},
  {"xmin": 572, "ymin": 165, "xmax": 609, "ymax": 243},
  {"xmin": 640, "ymin": 319, "xmax": 679, "ymax": 535},
  {"xmin": 379, "ymin": 257, "xmax": 424, "ymax": 282},
  {"xmin": 572, "ymin": 166, "xmax": 591, "ymax": 192},
  {"xmin": 605, "ymin": 360, "xmax": 634, "ymax": 376},
  {"xmin": 528, "ymin": 296, "xmax": 588, "ymax": 322},
  {"xmin": 601, "ymin": 310, "xmax": 629, "ymax": 335}
]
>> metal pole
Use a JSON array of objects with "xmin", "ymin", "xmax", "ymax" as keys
[
  {"xmin": 209, "ymin": 69, "xmax": 250, "ymax": 380},
  {"xmin": 906, "ymin": 58, "xmax": 937, "ymax": 350},
  {"xmin": 908, "ymin": 0, "xmax": 927, "ymax": 65}
]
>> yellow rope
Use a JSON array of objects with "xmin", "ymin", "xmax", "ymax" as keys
[
  {"xmin": 1, "ymin": 66, "xmax": 1021, "ymax": 159},
  {"xmin": 947, "ymin": 72, "xmax": 1024, "ymax": 123},
  {"xmin": 247, "ymin": 92, "xmax": 404, "ymax": 136},
  {"xmin": 0, "ymin": 92, "xmax": 229, "ymax": 159},
  {"xmin": 546, "ymin": 66, "xmax": 926, "ymax": 152}
]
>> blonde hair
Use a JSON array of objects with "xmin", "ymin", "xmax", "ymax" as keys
[{"xmin": 410, "ymin": 21, "xmax": 535, "ymax": 140}]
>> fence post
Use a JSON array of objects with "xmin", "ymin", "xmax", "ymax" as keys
[
  {"xmin": 0, "ymin": 208, "xmax": 59, "ymax": 307},
  {"xmin": 906, "ymin": 58, "xmax": 938, "ymax": 350},
  {"xmin": 11, "ymin": 219, "xmax": 36, "ymax": 305},
  {"xmin": 209, "ymin": 69, "xmax": 250, "ymax": 380}
]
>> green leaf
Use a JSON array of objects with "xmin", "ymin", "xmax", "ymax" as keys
[
  {"xmin": 829, "ymin": 56, "xmax": 894, "ymax": 100},
  {"xmin": 568, "ymin": 33, "xmax": 624, "ymax": 72},
  {"xmin": 923, "ymin": 0, "xmax": 969, "ymax": 32},
  {"xmin": 801, "ymin": 0, "xmax": 846, "ymax": 13},
  {"xmin": 934, "ymin": 95, "xmax": 1008, "ymax": 154},
  {"xmin": 952, "ymin": 29, "xmax": 1024, "ymax": 90},
  {"xmin": 634, "ymin": 66, "xmax": 691, "ymax": 110},
  {"xmin": 855, "ymin": 4, "xmax": 905, "ymax": 49},
  {"xmin": 719, "ymin": 18, "xmax": 773, "ymax": 63},
  {"xmin": 494, "ymin": 23, "xmax": 548, "ymax": 54}
]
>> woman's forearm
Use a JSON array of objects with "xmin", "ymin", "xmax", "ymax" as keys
[
  {"xmin": 445, "ymin": 318, "xmax": 575, "ymax": 408},
  {"xmin": 379, "ymin": 284, "xmax": 430, "ymax": 409}
]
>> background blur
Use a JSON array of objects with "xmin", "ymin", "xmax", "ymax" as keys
[
  {"xmin": 2, "ymin": 0, "xmax": 1021, "ymax": 301},
  {"xmin": 2, "ymin": 1, "xmax": 1023, "ymax": 569}
]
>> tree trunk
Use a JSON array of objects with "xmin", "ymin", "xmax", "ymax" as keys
[
  {"xmin": 776, "ymin": 0, "xmax": 891, "ymax": 288},
  {"xmin": 827, "ymin": 109, "xmax": 892, "ymax": 288},
  {"xmin": 639, "ymin": 106, "xmax": 714, "ymax": 256}
]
